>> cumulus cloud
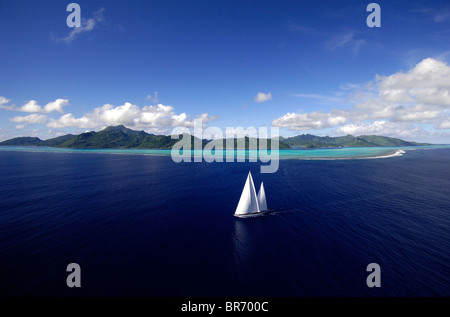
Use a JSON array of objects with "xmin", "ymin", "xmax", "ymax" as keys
[
  {"xmin": 437, "ymin": 117, "xmax": 450, "ymax": 129},
  {"xmin": 46, "ymin": 113, "xmax": 97, "ymax": 129},
  {"xmin": 0, "ymin": 98, "xmax": 69, "ymax": 113},
  {"xmin": 360, "ymin": 58, "xmax": 450, "ymax": 126},
  {"xmin": 46, "ymin": 102, "xmax": 214, "ymax": 134},
  {"xmin": 43, "ymin": 99, "xmax": 70, "ymax": 113},
  {"xmin": 18, "ymin": 99, "xmax": 69, "ymax": 113},
  {"xmin": 0, "ymin": 96, "xmax": 10, "ymax": 106},
  {"xmin": 254, "ymin": 92, "xmax": 272, "ymax": 103},
  {"xmin": 335, "ymin": 120, "xmax": 450, "ymax": 143},
  {"xmin": 20, "ymin": 100, "xmax": 42, "ymax": 113},
  {"xmin": 273, "ymin": 58, "xmax": 450, "ymax": 140},
  {"xmin": 0, "ymin": 96, "xmax": 15, "ymax": 111},
  {"xmin": 272, "ymin": 111, "xmax": 347, "ymax": 130},
  {"xmin": 10, "ymin": 113, "xmax": 48, "ymax": 125},
  {"xmin": 335, "ymin": 121, "xmax": 416, "ymax": 137},
  {"xmin": 377, "ymin": 58, "xmax": 450, "ymax": 106},
  {"xmin": 1, "ymin": 96, "xmax": 214, "ymax": 134}
]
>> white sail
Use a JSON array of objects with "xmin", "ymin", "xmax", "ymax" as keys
[
  {"xmin": 257, "ymin": 181, "xmax": 268, "ymax": 212},
  {"xmin": 234, "ymin": 171, "xmax": 260, "ymax": 215}
]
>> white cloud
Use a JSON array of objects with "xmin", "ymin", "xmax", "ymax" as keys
[
  {"xmin": 46, "ymin": 113, "xmax": 98, "ymax": 129},
  {"xmin": 99, "ymin": 102, "xmax": 141, "ymax": 126},
  {"xmin": 2, "ymin": 96, "xmax": 214, "ymax": 134},
  {"xmin": 20, "ymin": 100, "xmax": 43, "ymax": 113},
  {"xmin": 366, "ymin": 58, "xmax": 450, "ymax": 124},
  {"xmin": 377, "ymin": 58, "xmax": 450, "ymax": 106},
  {"xmin": 0, "ymin": 98, "xmax": 69, "ymax": 113},
  {"xmin": 327, "ymin": 116, "xmax": 347, "ymax": 126},
  {"xmin": 21, "ymin": 99, "xmax": 70, "ymax": 113},
  {"xmin": 46, "ymin": 102, "xmax": 214, "ymax": 134},
  {"xmin": 10, "ymin": 113, "xmax": 48, "ymax": 125},
  {"xmin": 393, "ymin": 104, "xmax": 441, "ymax": 122},
  {"xmin": 0, "ymin": 96, "xmax": 15, "ymax": 111},
  {"xmin": 0, "ymin": 96, "xmax": 10, "ymax": 106},
  {"xmin": 273, "ymin": 58, "xmax": 450, "ymax": 141},
  {"xmin": 43, "ymin": 99, "xmax": 70, "ymax": 113},
  {"xmin": 254, "ymin": 92, "xmax": 272, "ymax": 103},
  {"xmin": 272, "ymin": 111, "xmax": 347, "ymax": 131},
  {"xmin": 437, "ymin": 118, "xmax": 450, "ymax": 129},
  {"xmin": 336, "ymin": 121, "xmax": 404, "ymax": 136},
  {"xmin": 334, "ymin": 121, "xmax": 450, "ymax": 143}
]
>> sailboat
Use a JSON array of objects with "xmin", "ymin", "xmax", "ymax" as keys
[{"xmin": 234, "ymin": 171, "xmax": 268, "ymax": 217}]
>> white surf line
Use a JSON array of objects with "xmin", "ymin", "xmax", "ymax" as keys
[
  {"xmin": 364, "ymin": 149, "xmax": 406, "ymax": 159},
  {"xmin": 269, "ymin": 149, "xmax": 408, "ymax": 160},
  {"xmin": 0, "ymin": 147, "xmax": 410, "ymax": 160}
]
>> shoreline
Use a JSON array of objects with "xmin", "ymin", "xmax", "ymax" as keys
[
  {"xmin": 0, "ymin": 147, "xmax": 417, "ymax": 161},
  {"xmin": 271, "ymin": 149, "xmax": 407, "ymax": 160}
]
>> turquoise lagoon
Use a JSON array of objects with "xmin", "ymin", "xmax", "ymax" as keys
[{"xmin": 1, "ymin": 145, "xmax": 449, "ymax": 159}]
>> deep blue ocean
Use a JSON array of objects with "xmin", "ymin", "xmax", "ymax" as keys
[{"xmin": 0, "ymin": 148, "xmax": 449, "ymax": 297}]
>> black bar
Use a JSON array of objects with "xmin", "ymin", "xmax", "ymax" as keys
[{"xmin": 0, "ymin": 297, "xmax": 446, "ymax": 315}]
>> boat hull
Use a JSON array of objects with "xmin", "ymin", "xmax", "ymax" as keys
[{"xmin": 233, "ymin": 210, "xmax": 268, "ymax": 218}]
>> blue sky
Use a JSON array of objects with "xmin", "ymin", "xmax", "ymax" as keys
[{"xmin": 1, "ymin": 0, "xmax": 450, "ymax": 142}]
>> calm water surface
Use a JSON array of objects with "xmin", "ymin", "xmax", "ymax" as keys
[{"xmin": 0, "ymin": 148, "xmax": 449, "ymax": 296}]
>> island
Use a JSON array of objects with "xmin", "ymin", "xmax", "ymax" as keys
[{"xmin": 0, "ymin": 125, "xmax": 431, "ymax": 149}]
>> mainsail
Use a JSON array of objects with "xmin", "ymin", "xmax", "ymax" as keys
[
  {"xmin": 234, "ymin": 171, "xmax": 260, "ymax": 216},
  {"xmin": 234, "ymin": 171, "xmax": 268, "ymax": 217},
  {"xmin": 257, "ymin": 181, "xmax": 267, "ymax": 212}
]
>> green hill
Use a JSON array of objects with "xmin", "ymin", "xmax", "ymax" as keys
[
  {"xmin": 0, "ymin": 137, "xmax": 42, "ymax": 146},
  {"xmin": 50, "ymin": 125, "xmax": 200, "ymax": 149},
  {"xmin": 280, "ymin": 134, "xmax": 430, "ymax": 148},
  {"xmin": 0, "ymin": 126, "xmax": 431, "ymax": 149}
]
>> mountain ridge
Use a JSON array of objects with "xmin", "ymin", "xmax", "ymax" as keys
[
  {"xmin": 0, "ymin": 125, "xmax": 431, "ymax": 149},
  {"xmin": 279, "ymin": 133, "xmax": 430, "ymax": 148}
]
